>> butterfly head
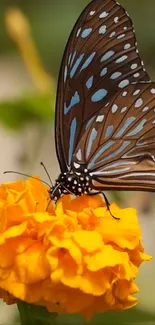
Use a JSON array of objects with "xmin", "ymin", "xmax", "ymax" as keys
[{"xmin": 49, "ymin": 169, "xmax": 92, "ymax": 201}]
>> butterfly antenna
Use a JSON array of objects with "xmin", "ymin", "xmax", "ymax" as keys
[
  {"xmin": 40, "ymin": 162, "xmax": 53, "ymax": 187},
  {"xmin": 3, "ymin": 171, "xmax": 51, "ymax": 187}
]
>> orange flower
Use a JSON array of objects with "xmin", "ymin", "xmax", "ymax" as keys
[{"xmin": 0, "ymin": 177, "xmax": 152, "ymax": 319}]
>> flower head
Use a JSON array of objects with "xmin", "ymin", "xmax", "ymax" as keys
[{"xmin": 0, "ymin": 177, "xmax": 152, "ymax": 319}]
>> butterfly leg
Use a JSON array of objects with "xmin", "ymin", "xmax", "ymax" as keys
[
  {"xmin": 89, "ymin": 191, "xmax": 120, "ymax": 220},
  {"xmin": 46, "ymin": 197, "xmax": 53, "ymax": 212}
]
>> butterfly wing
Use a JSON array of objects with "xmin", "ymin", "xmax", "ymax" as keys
[
  {"xmin": 55, "ymin": 0, "xmax": 150, "ymax": 172},
  {"xmin": 73, "ymin": 82, "xmax": 155, "ymax": 191}
]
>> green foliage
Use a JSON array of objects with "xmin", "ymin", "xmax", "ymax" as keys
[
  {"xmin": 55, "ymin": 308, "xmax": 155, "ymax": 325},
  {"xmin": 0, "ymin": 92, "xmax": 55, "ymax": 130},
  {"xmin": 17, "ymin": 301, "xmax": 155, "ymax": 325}
]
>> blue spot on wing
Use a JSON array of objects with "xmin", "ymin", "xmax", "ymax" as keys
[
  {"xmin": 86, "ymin": 128, "xmax": 97, "ymax": 159},
  {"xmin": 81, "ymin": 28, "xmax": 92, "ymax": 38},
  {"xmin": 97, "ymin": 141, "xmax": 131, "ymax": 165},
  {"xmin": 100, "ymin": 67, "xmax": 107, "ymax": 77},
  {"xmin": 68, "ymin": 118, "xmax": 77, "ymax": 165},
  {"xmin": 101, "ymin": 51, "xmax": 115, "ymax": 62},
  {"xmin": 70, "ymin": 54, "xmax": 84, "ymax": 78},
  {"xmin": 115, "ymin": 117, "xmax": 136, "ymax": 138},
  {"xmin": 86, "ymin": 76, "xmax": 94, "ymax": 89},
  {"xmin": 127, "ymin": 119, "xmax": 147, "ymax": 137},
  {"xmin": 89, "ymin": 141, "xmax": 131, "ymax": 169},
  {"xmin": 105, "ymin": 125, "xmax": 114, "ymax": 138},
  {"xmin": 104, "ymin": 161, "xmax": 133, "ymax": 169},
  {"xmin": 110, "ymin": 72, "xmax": 122, "ymax": 80},
  {"xmin": 64, "ymin": 91, "xmax": 80, "ymax": 115},
  {"xmin": 70, "ymin": 51, "xmax": 77, "ymax": 67},
  {"xmin": 112, "ymin": 104, "xmax": 118, "ymax": 113},
  {"xmin": 85, "ymin": 116, "xmax": 96, "ymax": 129},
  {"xmin": 80, "ymin": 52, "xmax": 96, "ymax": 71},
  {"xmin": 88, "ymin": 140, "xmax": 115, "ymax": 169},
  {"xmin": 91, "ymin": 89, "xmax": 108, "ymax": 102}
]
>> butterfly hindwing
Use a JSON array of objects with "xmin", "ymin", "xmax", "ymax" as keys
[
  {"xmin": 55, "ymin": 0, "xmax": 150, "ymax": 172},
  {"xmin": 73, "ymin": 82, "xmax": 155, "ymax": 191}
]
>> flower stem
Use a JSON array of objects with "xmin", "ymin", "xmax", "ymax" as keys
[
  {"xmin": 5, "ymin": 8, "xmax": 54, "ymax": 93},
  {"xmin": 17, "ymin": 300, "xmax": 58, "ymax": 325}
]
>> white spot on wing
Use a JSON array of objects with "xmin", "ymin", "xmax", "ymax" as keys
[
  {"xmin": 74, "ymin": 163, "xmax": 80, "ymax": 169},
  {"xmin": 99, "ymin": 11, "xmax": 109, "ymax": 18},
  {"xmin": 150, "ymin": 88, "xmax": 155, "ymax": 94},
  {"xmin": 114, "ymin": 16, "xmax": 119, "ymax": 23},
  {"xmin": 143, "ymin": 106, "xmax": 149, "ymax": 112},
  {"xmin": 76, "ymin": 28, "xmax": 81, "ymax": 37},
  {"xmin": 134, "ymin": 73, "xmax": 140, "ymax": 78},
  {"xmin": 99, "ymin": 25, "xmax": 107, "ymax": 35},
  {"xmin": 122, "ymin": 91, "xmax": 127, "ymax": 97},
  {"xmin": 133, "ymin": 89, "xmax": 140, "ymax": 96},
  {"xmin": 96, "ymin": 115, "xmax": 104, "ymax": 122},
  {"xmin": 116, "ymin": 55, "xmax": 128, "ymax": 63},
  {"xmin": 109, "ymin": 31, "xmax": 116, "ymax": 38},
  {"xmin": 121, "ymin": 106, "xmax": 128, "ymax": 113},
  {"xmin": 117, "ymin": 34, "xmax": 125, "ymax": 39},
  {"xmin": 112, "ymin": 104, "xmax": 118, "ymax": 113},
  {"xmin": 90, "ymin": 10, "xmax": 95, "ymax": 16},
  {"xmin": 135, "ymin": 98, "xmax": 143, "ymax": 108},
  {"xmin": 131, "ymin": 63, "xmax": 138, "ymax": 70},
  {"xmin": 124, "ymin": 43, "xmax": 131, "ymax": 50},
  {"xmin": 76, "ymin": 149, "xmax": 82, "ymax": 161}
]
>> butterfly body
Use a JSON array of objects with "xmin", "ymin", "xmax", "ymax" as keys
[{"xmin": 50, "ymin": 169, "xmax": 92, "ymax": 200}]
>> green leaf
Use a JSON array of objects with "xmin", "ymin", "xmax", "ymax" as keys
[
  {"xmin": 17, "ymin": 301, "xmax": 58, "ymax": 325},
  {"xmin": 0, "ymin": 92, "xmax": 55, "ymax": 130}
]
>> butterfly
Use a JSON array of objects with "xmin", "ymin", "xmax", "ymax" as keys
[{"xmin": 50, "ymin": 0, "xmax": 155, "ymax": 201}]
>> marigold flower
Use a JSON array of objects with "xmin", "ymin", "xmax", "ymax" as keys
[{"xmin": 0, "ymin": 177, "xmax": 152, "ymax": 319}]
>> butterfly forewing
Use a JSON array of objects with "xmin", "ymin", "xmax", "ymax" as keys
[
  {"xmin": 73, "ymin": 82, "xmax": 155, "ymax": 191},
  {"xmin": 55, "ymin": 0, "xmax": 150, "ymax": 171}
]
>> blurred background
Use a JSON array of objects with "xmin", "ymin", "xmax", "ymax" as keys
[{"xmin": 0, "ymin": 0, "xmax": 154, "ymax": 323}]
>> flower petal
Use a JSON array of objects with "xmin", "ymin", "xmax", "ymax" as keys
[{"xmin": 0, "ymin": 178, "xmax": 151, "ymax": 319}]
